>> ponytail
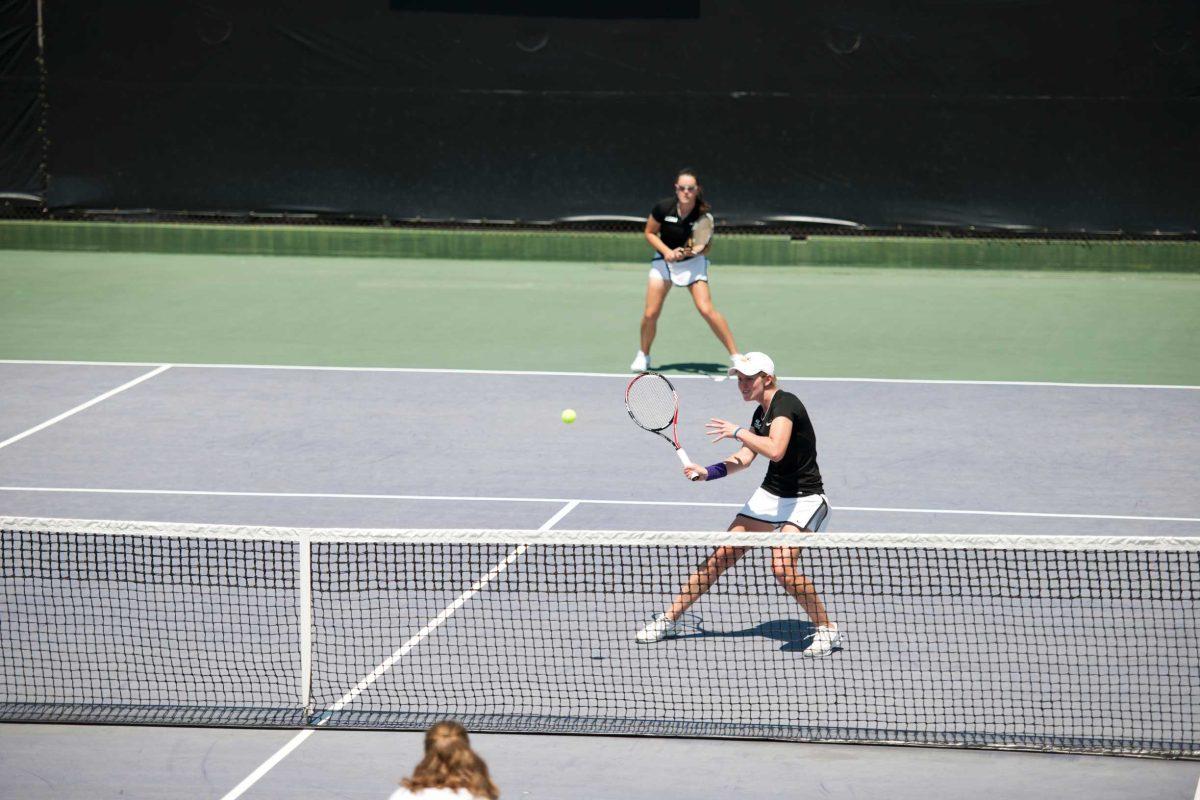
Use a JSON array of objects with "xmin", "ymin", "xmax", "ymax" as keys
[{"xmin": 401, "ymin": 721, "xmax": 499, "ymax": 800}]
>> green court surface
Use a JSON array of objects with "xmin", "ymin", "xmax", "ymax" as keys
[{"xmin": 1, "ymin": 250, "xmax": 1198, "ymax": 385}]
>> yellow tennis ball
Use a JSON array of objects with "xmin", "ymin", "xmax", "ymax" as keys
[{"xmin": 561, "ymin": 408, "xmax": 577, "ymax": 424}]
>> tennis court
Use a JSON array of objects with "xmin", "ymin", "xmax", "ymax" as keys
[
  {"xmin": 5, "ymin": 2, "xmax": 1200, "ymax": 795},
  {"xmin": 2, "ymin": 242, "xmax": 1199, "ymax": 799}
]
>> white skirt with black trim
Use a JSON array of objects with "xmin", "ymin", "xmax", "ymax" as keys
[{"xmin": 737, "ymin": 487, "xmax": 830, "ymax": 532}]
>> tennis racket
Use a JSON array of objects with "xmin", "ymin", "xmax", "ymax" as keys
[
  {"xmin": 683, "ymin": 212, "xmax": 714, "ymax": 257},
  {"xmin": 625, "ymin": 371, "xmax": 692, "ymax": 468}
]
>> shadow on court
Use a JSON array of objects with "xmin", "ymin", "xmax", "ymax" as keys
[
  {"xmin": 653, "ymin": 361, "xmax": 727, "ymax": 376},
  {"xmin": 678, "ymin": 617, "xmax": 843, "ymax": 653}
]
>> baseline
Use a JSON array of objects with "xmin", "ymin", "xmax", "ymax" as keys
[{"xmin": 1, "ymin": 359, "xmax": 1195, "ymax": 391}]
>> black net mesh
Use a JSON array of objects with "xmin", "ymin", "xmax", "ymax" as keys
[{"xmin": 1, "ymin": 520, "xmax": 1197, "ymax": 757}]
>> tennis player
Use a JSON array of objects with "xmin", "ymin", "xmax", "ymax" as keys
[
  {"xmin": 630, "ymin": 168, "xmax": 744, "ymax": 372},
  {"xmin": 635, "ymin": 352, "xmax": 840, "ymax": 657},
  {"xmin": 388, "ymin": 720, "xmax": 499, "ymax": 800}
]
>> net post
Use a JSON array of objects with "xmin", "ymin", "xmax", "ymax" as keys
[{"xmin": 298, "ymin": 533, "xmax": 314, "ymax": 719}]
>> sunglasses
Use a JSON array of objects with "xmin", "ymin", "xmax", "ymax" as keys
[{"xmin": 674, "ymin": 184, "xmax": 698, "ymax": 193}]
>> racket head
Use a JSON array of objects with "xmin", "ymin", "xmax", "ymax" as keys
[
  {"xmin": 625, "ymin": 371, "xmax": 680, "ymax": 434},
  {"xmin": 689, "ymin": 213, "xmax": 714, "ymax": 251}
]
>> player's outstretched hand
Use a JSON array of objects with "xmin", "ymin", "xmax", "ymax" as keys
[
  {"xmin": 706, "ymin": 417, "xmax": 739, "ymax": 443},
  {"xmin": 683, "ymin": 463, "xmax": 706, "ymax": 482}
]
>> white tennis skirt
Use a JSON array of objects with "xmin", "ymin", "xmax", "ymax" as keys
[
  {"xmin": 737, "ymin": 487, "xmax": 831, "ymax": 531},
  {"xmin": 649, "ymin": 254, "xmax": 709, "ymax": 287}
]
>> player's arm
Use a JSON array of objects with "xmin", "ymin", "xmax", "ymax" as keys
[
  {"xmin": 644, "ymin": 215, "xmax": 683, "ymax": 261},
  {"xmin": 683, "ymin": 445, "xmax": 755, "ymax": 481},
  {"xmin": 710, "ymin": 416, "xmax": 792, "ymax": 463}
]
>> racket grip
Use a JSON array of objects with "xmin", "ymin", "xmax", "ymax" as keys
[{"xmin": 676, "ymin": 448, "xmax": 692, "ymax": 466}]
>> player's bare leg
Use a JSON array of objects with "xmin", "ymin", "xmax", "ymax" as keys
[
  {"xmin": 770, "ymin": 543, "xmax": 832, "ymax": 627},
  {"xmin": 663, "ymin": 545, "xmax": 748, "ymax": 621},
  {"xmin": 773, "ymin": 523, "xmax": 840, "ymax": 656},
  {"xmin": 638, "ymin": 276, "xmax": 671, "ymax": 359},
  {"xmin": 662, "ymin": 514, "xmax": 773, "ymax": 620},
  {"xmin": 688, "ymin": 281, "xmax": 738, "ymax": 356}
]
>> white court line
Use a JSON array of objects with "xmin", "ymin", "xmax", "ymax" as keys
[
  {"xmin": 832, "ymin": 505, "xmax": 1200, "ymax": 524},
  {"xmin": 1, "ymin": 485, "xmax": 1197, "ymax": 524},
  {"xmin": 0, "ymin": 365, "xmax": 171, "ymax": 452},
  {"xmin": 0, "ymin": 359, "xmax": 1195, "ymax": 390},
  {"xmin": 218, "ymin": 499, "xmax": 579, "ymax": 800}
]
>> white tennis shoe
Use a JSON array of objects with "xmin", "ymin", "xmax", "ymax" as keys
[
  {"xmin": 801, "ymin": 622, "xmax": 842, "ymax": 657},
  {"xmin": 630, "ymin": 351, "xmax": 650, "ymax": 372},
  {"xmin": 635, "ymin": 613, "xmax": 680, "ymax": 643}
]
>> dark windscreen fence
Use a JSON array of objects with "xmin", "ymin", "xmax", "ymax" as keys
[
  {"xmin": 0, "ymin": 0, "xmax": 44, "ymax": 205},
  {"xmin": 22, "ymin": 2, "xmax": 1200, "ymax": 234}
]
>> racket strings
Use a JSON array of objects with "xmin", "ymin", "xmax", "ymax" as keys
[
  {"xmin": 626, "ymin": 375, "xmax": 678, "ymax": 431},
  {"xmin": 690, "ymin": 215, "xmax": 713, "ymax": 249}
]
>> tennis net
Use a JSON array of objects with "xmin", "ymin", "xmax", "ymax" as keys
[{"xmin": 1, "ymin": 517, "xmax": 1196, "ymax": 757}]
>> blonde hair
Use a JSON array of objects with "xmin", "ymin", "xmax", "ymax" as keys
[{"xmin": 400, "ymin": 720, "xmax": 499, "ymax": 800}]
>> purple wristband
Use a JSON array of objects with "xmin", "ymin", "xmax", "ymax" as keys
[{"xmin": 705, "ymin": 463, "xmax": 728, "ymax": 481}]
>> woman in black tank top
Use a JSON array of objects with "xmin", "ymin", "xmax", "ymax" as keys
[
  {"xmin": 635, "ymin": 352, "xmax": 841, "ymax": 658},
  {"xmin": 629, "ymin": 168, "xmax": 743, "ymax": 374}
]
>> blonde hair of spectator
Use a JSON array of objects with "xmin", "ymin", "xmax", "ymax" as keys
[{"xmin": 400, "ymin": 720, "xmax": 500, "ymax": 800}]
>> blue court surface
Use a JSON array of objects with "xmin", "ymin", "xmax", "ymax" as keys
[{"xmin": 1, "ymin": 360, "xmax": 1198, "ymax": 799}]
